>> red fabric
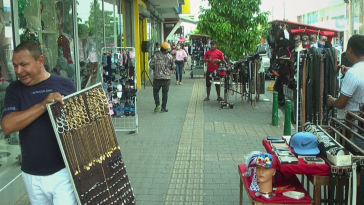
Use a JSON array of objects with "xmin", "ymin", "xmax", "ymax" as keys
[
  {"xmin": 262, "ymin": 139, "xmax": 330, "ymax": 176},
  {"xmin": 57, "ymin": 35, "xmax": 73, "ymax": 64},
  {"xmin": 239, "ymin": 165, "xmax": 312, "ymax": 204},
  {"xmin": 291, "ymin": 29, "xmax": 335, "ymax": 41},
  {"xmin": 204, "ymin": 49, "xmax": 225, "ymax": 72},
  {"xmin": 270, "ymin": 20, "xmax": 339, "ymax": 33}
]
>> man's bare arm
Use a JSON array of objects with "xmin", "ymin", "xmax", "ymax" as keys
[{"xmin": 2, "ymin": 92, "xmax": 65, "ymax": 134}]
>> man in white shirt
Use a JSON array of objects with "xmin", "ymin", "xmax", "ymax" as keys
[{"xmin": 327, "ymin": 35, "xmax": 364, "ymax": 151}]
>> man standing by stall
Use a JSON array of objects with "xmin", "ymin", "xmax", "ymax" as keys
[
  {"xmin": 327, "ymin": 35, "xmax": 364, "ymax": 150},
  {"xmin": 203, "ymin": 40, "xmax": 225, "ymax": 101}
]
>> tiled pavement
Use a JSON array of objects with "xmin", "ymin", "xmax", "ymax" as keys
[{"xmin": 15, "ymin": 73, "xmax": 289, "ymax": 205}]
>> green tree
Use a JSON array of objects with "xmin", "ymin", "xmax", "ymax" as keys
[
  {"xmin": 85, "ymin": 1, "xmax": 118, "ymax": 42},
  {"xmin": 197, "ymin": 0, "xmax": 269, "ymax": 60}
]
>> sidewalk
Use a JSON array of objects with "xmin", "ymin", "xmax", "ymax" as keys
[{"xmin": 15, "ymin": 73, "xmax": 288, "ymax": 205}]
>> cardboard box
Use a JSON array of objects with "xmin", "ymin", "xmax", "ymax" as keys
[
  {"xmin": 327, "ymin": 153, "xmax": 352, "ymax": 166},
  {"xmin": 316, "ymin": 127, "xmax": 352, "ymax": 166}
]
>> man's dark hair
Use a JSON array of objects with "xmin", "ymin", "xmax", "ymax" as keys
[
  {"xmin": 14, "ymin": 41, "xmax": 42, "ymax": 60},
  {"xmin": 347, "ymin": 35, "xmax": 364, "ymax": 56}
]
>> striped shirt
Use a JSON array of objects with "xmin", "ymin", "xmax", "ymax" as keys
[{"xmin": 338, "ymin": 62, "xmax": 364, "ymax": 118}]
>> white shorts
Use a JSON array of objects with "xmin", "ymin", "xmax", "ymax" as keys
[{"xmin": 22, "ymin": 168, "xmax": 77, "ymax": 205}]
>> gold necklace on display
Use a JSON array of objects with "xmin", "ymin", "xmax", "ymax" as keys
[
  {"xmin": 105, "ymin": 116, "xmax": 119, "ymax": 150},
  {"xmin": 63, "ymin": 132, "xmax": 81, "ymax": 175}
]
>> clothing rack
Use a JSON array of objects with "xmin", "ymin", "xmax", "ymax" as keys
[{"xmin": 101, "ymin": 47, "xmax": 138, "ymax": 133}]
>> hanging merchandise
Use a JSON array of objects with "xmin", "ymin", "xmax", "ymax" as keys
[
  {"xmin": 101, "ymin": 47, "xmax": 138, "ymax": 133},
  {"xmin": 47, "ymin": 84, "xmax": 135, "ymax": 205},
  {"xmin": 268, "ymin": 20, "xmax": 339, "ymax": 130}
]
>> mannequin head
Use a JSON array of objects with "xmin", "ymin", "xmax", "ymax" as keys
[
  {"xmin": 293, "ymin": 35, "xmax": 302, "ymax": 48},
  {"xmin": 302, "ymin": 34, "xmax": 309, "ymax": 46},
  {"xmin": 310, "ymin": 34, "xmax": 317, "ymax": 44},
  {"xmin": 252, "ymin": 153, "xmax": 277, "ymax": 193},
  {"xmin": 319, "ymin": 35, "xmax": 328, "ymax": 42},
  {"xmin": 256, "ymin": 165, "xmax": 277, "ymax": 192}
]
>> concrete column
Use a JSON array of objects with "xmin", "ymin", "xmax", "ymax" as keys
[{"xmin": 123, "ymin": 0, "xmax": 135, "ymax": 47}]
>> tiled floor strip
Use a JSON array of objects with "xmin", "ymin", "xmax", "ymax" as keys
[{"xmin": 164, "ymin": 79, "xmax": 205, "ymax": 204}]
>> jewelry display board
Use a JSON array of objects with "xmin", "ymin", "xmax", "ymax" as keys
[{"xmin": 48, "ymin": 83, "xmax": 135, "ymax": 205}]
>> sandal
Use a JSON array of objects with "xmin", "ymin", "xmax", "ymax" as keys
[
  {"xmin": 203, "ymin": 97, "xmax": 210, "ymax": 101},
  {"xmin": 217, "ymin": 97, "xmax": 224, "ymax": 101}
]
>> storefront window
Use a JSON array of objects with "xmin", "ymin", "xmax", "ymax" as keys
[
  {"xmin": 78, "ymin": 0, "xmax": 102, "ymax": 88},
  {"xmin": 0, "ymin": 0, "xmax": 20, "ymax": 177},
  {"xmin": 147, "ymin": 17, "xmax": 160, "ymax": 54},
  {"xmin": 0, "ymin": 0, "xmax": 20, "ymax": 181},
  {"xmin": 17, "ymin": 0, "xmax": 76, "ymax": 82},
  {"xmin": 77, "ymin": 0, "xmax": 123, "ymax": 89}
]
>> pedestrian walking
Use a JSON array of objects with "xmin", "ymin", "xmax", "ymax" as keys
[
  {"xmin": 171, "ymin": 43, "xmax": 188, "ymax": 85},
  {"xmin": 150, "ymin": 42, "xmax": 175, "ymax": 112}
]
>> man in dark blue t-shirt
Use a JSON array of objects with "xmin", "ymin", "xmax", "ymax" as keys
[{"xmin": 2, "ymin": 41, "xmax": 77, "ymax": 204}]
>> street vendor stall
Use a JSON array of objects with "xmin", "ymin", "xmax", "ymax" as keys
[
  {"xmin": 189, "ymin": 34, "xmax": 210, "ymax": 78},
  {"xmin": 239, "ymin": 128, "xmax": 363, "ymax": 205},
  {"xmin": 268, "ymin": 20, "xmax": 340, "ymax": 132}
]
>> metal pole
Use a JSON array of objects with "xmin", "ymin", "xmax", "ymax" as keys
[
  {"xmin": 272, "ymin": 92, "xmax": 279, "ymax": 126},
  {"xmin": 284, "ymin": 100, "xmax": 292, "ymax": 135},
  {"xmin": 113, "ymin": 0, "xmax": 117, "ymax": 46},
  {"xmin": 283, "ymin": 0, "xmax": 285, "ymax": 20},
  {"xmin": 73, "ymin": 0, "xmax": 81, "ymax": 90},
  {"xmin": 296, "ymin": 50, "xmax": 300, "ymax": 133},
  {"xmin": 102, "ymin": 0, "xmax": 106, "ymax": 47}
]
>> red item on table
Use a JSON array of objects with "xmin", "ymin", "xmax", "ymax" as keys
[
  {"xmin": 239, "ymin": 165, "xmax": 312, "ymax": 204},
  {"xmin": 262, "ymin": 139, "xmax": 330, "ymax": 176}
]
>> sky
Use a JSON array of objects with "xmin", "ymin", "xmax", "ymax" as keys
[
  {"xmin": 78, "ymin": 0, "xmax": 115, "ymax": 24},
  {"xmin": 260, "ymin": 0, "xmax": 342, "ymax": 21}
]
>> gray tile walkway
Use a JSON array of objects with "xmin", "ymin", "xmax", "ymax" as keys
[{"xmin": 14, "ymin": 73, "xmax": 290, "ymax": 205}]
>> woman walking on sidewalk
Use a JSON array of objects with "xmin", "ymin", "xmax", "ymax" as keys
[{"xmin": 172, "ymin": 43, "xmax": 188, "ymax": 85}]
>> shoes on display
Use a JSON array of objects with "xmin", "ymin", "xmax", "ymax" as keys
[
  {"xmin": 161, "ymin": 108, "xmax": 169, "ymax": 112},
  {"xmin": 154, "ymin": 105, "xmax": 161, "ymax": 112}
]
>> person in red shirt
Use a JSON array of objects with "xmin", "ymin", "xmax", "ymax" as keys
[{"xmin": 203, "ymin": 41, "xmax": 225, "ymax": 101}]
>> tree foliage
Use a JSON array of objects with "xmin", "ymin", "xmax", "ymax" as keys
[
  {"xmin": 197, "ymin": 0, "xmax": 269, "ymax": 60},
  {"xmin": 85, "ymin": 1, "xmax": 117, "ymax": 39}
]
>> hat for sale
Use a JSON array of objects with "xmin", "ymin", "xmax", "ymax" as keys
[
  {"xmin": 290, "ymin": 132, "xmax": 320, "ymax": 155},
  {"xmin": 161, "ymin": 42, "xmax": 170, "ymax": 50},
  {"xmin": 249, "ymin": 152, "xmax": 278, "ymax": 169}
]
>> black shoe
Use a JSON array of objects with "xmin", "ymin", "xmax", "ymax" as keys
[{"xmin": 161, "ymin": 108, "xmax": 169, "ymax": 112}]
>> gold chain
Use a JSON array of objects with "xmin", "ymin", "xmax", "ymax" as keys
[
  {"xmin": 63, "ymin": 132, "xmax": 81, "ymax": 175},
  {"xmin": 105, "ymin": 116, "xmax": 119, "ymax": 150}
]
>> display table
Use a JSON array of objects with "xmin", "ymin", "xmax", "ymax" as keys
[
  {"xmin": 262, "ymin": 139, "xmax": 330, "ymax": 176},
  {"xmin": 238, "ymin": 165, "xmax": 313, "ymax": 205},
  {"xmin": 262, "ymin": 139, "xmax": 330, "ymax": 205}
]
